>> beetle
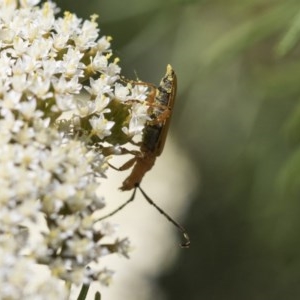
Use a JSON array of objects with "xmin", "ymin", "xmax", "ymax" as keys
[{"xmin": 99, "ymin": 65, "xmax": 190, "ymax": 248}]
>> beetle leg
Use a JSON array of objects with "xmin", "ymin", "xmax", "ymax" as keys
[
  {"xmin": 118, "ymin": 157, "xmax": 137, "ymax": 171},
  {"xmin": 129, "ymin": 140, "xmax": 142, "ymax": 147},
  {"xmin": 150, "ymin": 109, "xmax": 171, "ymax": 124},
  {"xmin": 117, "ymin": 147, "xmax": 140, "ymax": 156},
  {"xmin": 109, "ymin": 156, "xmax": 137, "ymax": 172},
  {"xmin": 97, "ymin": 187, "xmax": 138, "ymax": 221},
  {"xmin": 146, "ymin": 101, "xmax": 172, "ymax": 124},
  {"xmin": 99, "ymin": 145, "xmax": 140, "ymax": 156}
]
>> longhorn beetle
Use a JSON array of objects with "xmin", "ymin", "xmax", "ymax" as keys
[{"xmin": 99, "ymin": 65, "xmax": 190, "ymax": 248}]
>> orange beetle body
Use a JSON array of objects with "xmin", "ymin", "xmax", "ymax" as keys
[
  {"xmin": 120, "ymin": 64, "xmax": 177, "ymax": 190},
  {"xmin": 99, "ymin": 65, "xmax": 190, "ymax": 248}
]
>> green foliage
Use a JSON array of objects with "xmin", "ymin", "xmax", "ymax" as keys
[
  {"xmin": 277, "ymin": 8, "xmax": 300, "ymax": 56},
  {"xmin": 279, "ymin": 146, "xmax": 300, "ymax": 196}
]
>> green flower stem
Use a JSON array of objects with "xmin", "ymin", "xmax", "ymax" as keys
[{"xmin": 76, "ymin": 284, "xmax": 90, "ymax": 300}]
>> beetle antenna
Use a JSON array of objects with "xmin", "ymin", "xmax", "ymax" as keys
[
  {"xmin": 97, "ymin": 188, "xmax": 137, "ymax": 221},
  {"xmin": 137, "ymin": 185, "xmax": 190, "ymax": 248}
]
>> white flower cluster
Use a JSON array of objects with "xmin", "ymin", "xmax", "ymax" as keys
[{"xmin": 0, "ymin": 0, "xmax": 150, "ymax": 298}]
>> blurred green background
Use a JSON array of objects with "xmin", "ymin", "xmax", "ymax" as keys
[{"xmin": 55, "ymin": 0, "xmax": 300, "ymax": 299}]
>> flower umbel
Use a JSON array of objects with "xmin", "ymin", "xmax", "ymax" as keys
[{"xmin": 0, "ymin": 0, "xmax": 151, "ymax": 298}]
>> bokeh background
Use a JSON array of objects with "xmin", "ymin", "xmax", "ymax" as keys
[{"xmin": 55, "ymin": 0, "xmax": 300, "ymax": 299}]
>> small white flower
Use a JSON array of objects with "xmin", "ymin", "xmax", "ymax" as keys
[
  {"xmin": 0, "ymin": 52, "xmax": 13, "ymax": 79},
  {"xmin": 29, "ymin": 76, "xmax": 52, "ymax": 99},
  {"xmin": 122, "ymin": 102, "xmax": 150, "ymax": 136},
  {"xmin": 96, "ymin": 36, "xmax": 112, "ymax": 53},
  {"xmin": 13, "ymin": 54, "xmax": 41, "ymax": 75},
  {"xmin": 94, "ymin": 94, "xmax": 111, "ymax": 113},
  {"xmin": 90, "ymin": 115, "xmax": 115, "ymax": 139},
  {"xmin": 73, "ymin": 18, "xmax": 99, "ymax": 50},
  {"xmin": 97, "ymin": 221, "xmax": 118, "ymax": 236},
  {"xmin": 96, "ymin": 268, "xmax": 115, "ymax": 286},
  {"xmin": 76, "ymin": 99, "xmax": 95, "ymax": 117},
  {"xmin": 52, "ymin": 75, "xmax": 82, "ymax": 95},
  {"xmin": 0, "ymin": 90, "xmax": 22, "ymax": 111},
  {"xmin": 55, "ymin": 93, "xmax": 76, "ymax": 111},
  {"xmin": 115, "ymin": 238, "xmax": 131, "ymax": 258},
  {"xmin": 52, "ymin": 32, "xmax": 70, "ymax": 51},
  {"xmin": 114, "ymin": 83, "xmax": 130, "ymax": 101},
  {"xmin": 14, "ymin": 125, "xmax": 35, "ymax": 145},
  {"xmin": 27, "ymin": 38, "xmax": 53, "ymax": 60},
  {"xmin": 106, "ymin": 60, "xmax": 121, "ymax": 79},
  {"xmin": 57, "ymin": 215, "xmax": 79, "ymax": 238},
  {"xmin": 18, "ymin": 98, "xmax": 42, "ymax": 120},
  {"xmin": 13, "ymin": 36, "xmax": 29, "ymax": 56},
  {"xmin": 54, "ymin": 11, "xmax": 82, "ymax": 36},
  {"xmin": 90, "ymin": 52, "xmax": 108, "ymax": 73},
  {"xmin": 11, "ymin": 73, "xmax": 28, "ymax": 93},
  {"xmin": 61, "ymin": 48, "xmax": 85, "ymax": 78},
  {"xmin": 129, "ymin": 84, "xmax": 149, "ymax": 101},
  {"xmin": 20, "ymin": 0, "xmax": 41, "ymax": 8},
  {"xmin": 85, "ymin": 76, "xmax": 113, "ymax": 96},
  {"xmin": 40, "ymin": 58, "xmax": 61, "ymax": 77}
]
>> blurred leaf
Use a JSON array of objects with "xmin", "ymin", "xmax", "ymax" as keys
[
  {"xmin": 202, "ymin": 2, "xmax": 298, "ymax": 66},
  {"xmin": 279, "ymin": 146, "xmax": 300, "ymax": 196},
  {"xmin": 277, "ymin": 8, "xmax": 300, "ymax": 56},
  {"xmin": 283, "ymin": 102, "xmax": 300, "ymax": 145}
]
